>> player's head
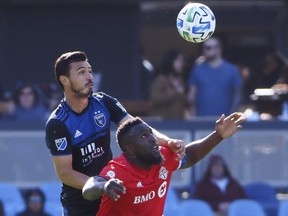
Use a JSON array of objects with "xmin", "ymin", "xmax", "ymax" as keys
[
  {"xmin": 54, "ymin": 51, "xmax": 94, "ymax": 97},
  {"xmin": 117, "ymin": 117, "xmax": 163, "ymax": 166},
  {"xmin": 202, "ymin": 37, "xmax": 222, "ymax": 61}
]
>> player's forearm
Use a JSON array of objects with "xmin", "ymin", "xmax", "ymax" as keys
[
  {"xmin": 183, "ymin": 131, "xmax": 223, "ymax": 168},
  {"xmin": 56, "ymin": 168, "xmax": 90, "ymax": 190},
  {"xmin": 152, "ymin": 128, "xmax": 170, "ymax": 146},
  {"xmin": 82, "ymin": 176, "xmax": 106, "ymax": 201}
]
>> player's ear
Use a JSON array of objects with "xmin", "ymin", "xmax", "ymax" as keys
[{"xmin": 60, "ymin": 75, "xmax": 70, "ymax": 87}]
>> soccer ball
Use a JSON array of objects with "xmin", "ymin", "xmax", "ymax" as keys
[{"xmin": 176, "ymin": 3, "xmax": 216, "ymax": 43}]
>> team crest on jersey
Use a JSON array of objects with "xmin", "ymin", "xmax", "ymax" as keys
[
  {"xmin": 159, "ymin": 166, "xmax": 168, "ymax": 180},
  {"xmin": 106, "ymin": 170, "xmax": 115, "ymax": 178},
  {"xmin": 55, "ymin": 137, "xmax": 67, "ymax": 151},
  {"xmin": 94, "ymin": 112, "xmax": 106, "ymax": 127}
]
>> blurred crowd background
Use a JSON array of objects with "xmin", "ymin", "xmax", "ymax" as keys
[{"xmin": 0, "ymin": 0, "xmax": 288, "ymax": 216}]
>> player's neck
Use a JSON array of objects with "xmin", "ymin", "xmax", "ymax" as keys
[
  {"xmin": 124, "ymin": 153, "xmax": 152, "ymax": 170},
  {"xmin": 65, "ymin": 94, "xmax": 89, "ymax": 113}
]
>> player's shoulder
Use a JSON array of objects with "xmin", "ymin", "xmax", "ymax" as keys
[
  {"xmin": 45, "ymin": 101, "xmax": 70, "ymax": 127},
  {"xmin": 108, "ymin": 155, "xmax": 130, "ymax": 170},
  {"xmin": 101, "ymin": 155, "xmax": 131, "ymax": 179}
]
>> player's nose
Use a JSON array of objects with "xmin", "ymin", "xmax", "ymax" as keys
[{"xmin": 148, "ymin": 134, "xmax": 157, "ymax": 143}]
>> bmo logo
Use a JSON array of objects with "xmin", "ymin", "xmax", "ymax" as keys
[
  {"xmin": 133, "ymin": 181, "xmax": 167, "ymax": 204},
  {"xmin": 158, "ymin": 181, "xmax": 167, "ymax": 198}
]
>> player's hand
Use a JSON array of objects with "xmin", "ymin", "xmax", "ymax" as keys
[
  {"xmin": 215, "ymin": 112, "xmax": 245, "ymax": 139},
  {"xmin": 103, "ymin": 178, "xmax": 126, "ymax": 201},
  {"xmin": 167, "ymin": 139, "xmax": 185, "ymax": 161}
]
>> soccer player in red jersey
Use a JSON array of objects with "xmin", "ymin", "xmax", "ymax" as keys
[{"xmin": 82, "ymin": 113, "xmax": 245, "ymax": 216}]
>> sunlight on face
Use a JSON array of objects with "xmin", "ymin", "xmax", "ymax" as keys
[{"xmin": 68, "ymin": 61, "xmax": 94, "ymax": 98}]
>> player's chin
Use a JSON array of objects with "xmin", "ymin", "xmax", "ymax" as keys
[{"xmin": 82, "ymin": 89, "xmax": 93, "ymax": 97}]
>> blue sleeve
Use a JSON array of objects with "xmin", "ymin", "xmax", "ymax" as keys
[
  {"xmin": 178, "ymin": 154, "xmax": 187, "ymax": 169},
  {"xmin": 101, "ymin": 92, "xmax": 129, "ymax": 124}
]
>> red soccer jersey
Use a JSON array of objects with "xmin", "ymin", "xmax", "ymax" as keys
[{"xmin": 96, "ymin": 146, "xmax": 180, "ymax": 216}]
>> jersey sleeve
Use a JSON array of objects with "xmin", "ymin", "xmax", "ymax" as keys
[
  {"xmin": 45, "ymin": 119, "xmax": 72, "ymax": 156},
  {"xmin": 101, "ymin": 92, "xmax": 128, "ymax": 125},
  {"xmin": 161, "ymin": 147, "xmax": 182, "ymax": 171},
  {"xmin": 99, "ymin": 162, "xmax": 126, "ymax": 182}
]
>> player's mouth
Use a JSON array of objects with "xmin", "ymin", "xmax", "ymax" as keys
[
  {"xmin": 86, "ymin": 82, "xmax": 94, "ymax": 88},
  {"xmin": 151, "ymin": 144, "xmax": 159, "ymax": 153}
]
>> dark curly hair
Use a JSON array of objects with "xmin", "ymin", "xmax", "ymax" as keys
[{"xmin": 116, "ymin": 117, "xmax": 145, "ymax": 152}]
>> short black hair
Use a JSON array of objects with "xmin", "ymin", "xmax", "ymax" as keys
[
  {"xmin": 116, "ymin": 117, "xmax": 144, "ymax": 152},
  {"xmin": 54, "ymin": 51, "xmax": 88, "ymax": 90}
]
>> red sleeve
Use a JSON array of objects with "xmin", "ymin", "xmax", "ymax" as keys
[
  {"xmin": 99, "ymin": 161, "xmax": 127, "ymax": 182},
  {"xmin": 161, "ymin": 147, "xmax": 180, "ymax": 171}
]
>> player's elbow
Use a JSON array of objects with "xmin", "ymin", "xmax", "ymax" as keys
[
  {"xmin": 56, "ymin": 169, "xmax": 74, "ymax": 185},
  {"xmin": 82, "ymin": 177, "xmax": 103, "ymax": 201},
  {"xmin": 82, "ymin": 188, "xmax": 97, "ymax": 201}
]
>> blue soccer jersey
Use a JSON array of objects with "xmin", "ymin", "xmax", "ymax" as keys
[{"xmin": 45, "ymin": 92, "xmax": 128, "ymax": 215}]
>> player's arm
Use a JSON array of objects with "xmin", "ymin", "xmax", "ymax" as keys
[
  {"xmin": 45, "ymin": 119, "xmax": 89, "ymax": 189},
  {"xmin": 82, "ymin": 176, "xmax": 125, "ymax": 201},
  {"xmin": 52, "ymin": 155, "xmax": 90, "ymax": 189},
  {"xmin": 181, "ymin": 113, "xmax": 245, "ymax": 169}
]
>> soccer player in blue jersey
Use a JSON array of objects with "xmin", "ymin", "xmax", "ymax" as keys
[{"xmin": 45, "ymin": 51, "xmax": 184, "ymax": 216}]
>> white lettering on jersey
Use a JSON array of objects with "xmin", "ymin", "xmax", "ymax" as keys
[
  {"xmin": 133, "ymin": 191, "xmax": 155, "ymax": 204},
  {"xmin": 133, "ymin": 181, "xmax": 168, "ymax": 204},
  {"xmin": 81, "ymin": 143, "xmax": 105, "ymax": 167}
]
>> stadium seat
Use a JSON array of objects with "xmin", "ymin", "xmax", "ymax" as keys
[
  {"xmin": 228, "ymin": 199, "xmax": 266, "ymax": 216},
  {"xmin": 164, "ymin": 187, "xmax": 179, "ymax": 216},
  {"xmin": 244, "ymin": 182, "xmax": 279, "ymax": 216},
  {"xmin": 39, "ymin": 181, "xmax": 62, "ymax": 216},
  {"xmin": 278, "ymin": 201, "xmax": 288, "ymax": 216},
  {"xmin": 0, "ymin": 183, "xmax": 25, "ymax": 216},
  {"xmin": 178, "ymin": 199, "xmax": 214, "ymax": 216}
]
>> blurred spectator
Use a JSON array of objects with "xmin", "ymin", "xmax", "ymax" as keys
[
  {"xmin": 188, "ymin": 37, "xmax": 243, "ymax": 116},
  {"xmin": 0, "ymin": 82, "xmax": 13, "ymax": 118},
  {"xmin": 149, "ymin": 49, "xmax": 189, "ymax": 119},
  {"xmin": 2, "ymin": 82, "xmax": 49, "ymax": 122},
  {"xmin": 194, "ymin": 154, "xmax": 245, "ymax": 216},
  {"xmin": 16, "ymin": 189, "xmax": 50, "ymax": 216},
  {"xmin": 39, "ymin": 82, "xmax": 62, "ymax": 112},
  {"xmin": 253, "ymin": 52, "xmax": 283, "ymax": 89}
]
